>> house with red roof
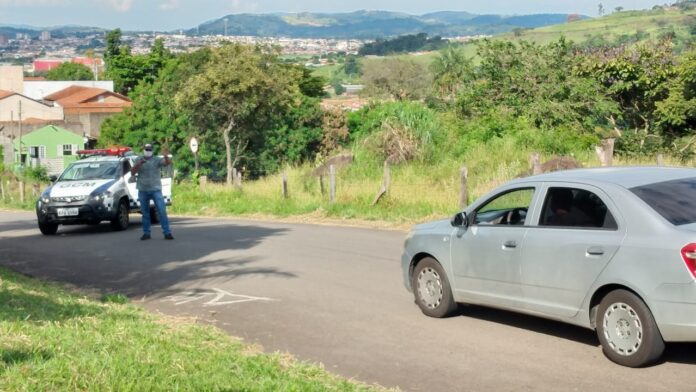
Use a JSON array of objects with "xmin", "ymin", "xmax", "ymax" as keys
[{"xmin": 42, "ymin": 86, "xmax": 132, "ymax": 138}]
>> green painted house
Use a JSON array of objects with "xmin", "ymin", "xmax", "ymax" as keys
[{"xmin": 13, "ymin": 125, "xmax": 85, "ymax": 174}]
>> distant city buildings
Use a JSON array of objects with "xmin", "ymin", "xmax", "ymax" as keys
[{"xmin": 0, "ymin": 31, "xmax": 369, "ymax": 67}]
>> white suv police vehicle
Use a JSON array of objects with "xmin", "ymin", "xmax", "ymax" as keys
[{"xmin": 36, "ymin": 147, "xmax": 172, "ymax": 235}]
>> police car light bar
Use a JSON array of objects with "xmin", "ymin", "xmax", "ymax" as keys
[{"xmin": 76, "ymin": 147, "xmax": 132, "ymax": 157}]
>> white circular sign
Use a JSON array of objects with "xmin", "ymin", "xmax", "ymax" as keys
[{"xmin": 189, "ymin": 137, "xmax": 199, "ymax": 154}]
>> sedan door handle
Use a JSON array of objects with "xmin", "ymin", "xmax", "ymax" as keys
[
  {"xmin": 503, "ymin": 240, "xmax": 517, "ymax": 249},
  {"xmin": 587, "ymin": 246, "xmax": 605, "ymax": 256}
]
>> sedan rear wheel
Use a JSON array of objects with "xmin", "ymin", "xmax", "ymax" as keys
[
  {"xmin": 597, "ymin": 289, "xmax": 664, "ymax": 367},
  {"xmin": 412, "ymin": 257, "xmax": 456, "ymax": 318}
]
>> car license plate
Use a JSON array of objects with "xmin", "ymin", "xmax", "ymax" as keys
[{"xmin": 57, "ymin": 208, "xmax": 79, "ymax": 217}]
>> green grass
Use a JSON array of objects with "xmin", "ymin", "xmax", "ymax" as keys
[
  {"xmin": 0, "ymin": 267, "xmax": 386, "ymax": 391},
  {"xmin": 500, "ymin": 8, "xmax": 696, "ymax": 46},
  {"xmin": 167, "ymin": 138, "xmax": 693, "ymax": 228}
]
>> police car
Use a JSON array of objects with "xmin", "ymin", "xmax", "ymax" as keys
[{"xmin": 35, "ymin": 147, "xmax": 172, "ymax": 235}]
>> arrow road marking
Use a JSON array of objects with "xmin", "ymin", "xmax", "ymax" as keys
[{"xmin": 163, "ymin": 288, "xmax": 274, "ymax": 307}]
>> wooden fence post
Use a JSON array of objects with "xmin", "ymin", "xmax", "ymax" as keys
[
  {"xmin": 459, "ymin": 166, "xmax": 468, "ymax": 210},
  {"xmin": 199, "ymin": 175, "xmax": 207, "ymax": 192},
  {"xmin": 319, "ymin": 175, "xmax": 325, "ymax": 196},
  {"xmin": 0, "ymin": 178, "xmax": 4, "ymax": 200},
  {"xmin": 530, "ymin": 152, "xmax": 542, "ymax": 175},
  {"xmin": 282, "ymin": 172, "xmax": 289, "ymax": 199},
  {"xmin": 234, "ymin": 170, "xmax": 242, "ymax": 189},
  {"xmin": 371, "ymin": 160, "xmax": 391, "ymax": 206},
  {"xmin": 595, "ymin": 138, "xmax": 615, "ymax": 167},
  {"xmin": 329, "ymin": 165, "xmax": 336, "ymax": 203},
  {"xmin": 19, "ymin": 180, "xmax": 25, "ymax": 203},
  {"xmin": 656, "ymin": 154, "xmax": 664, "ymax": 166}
]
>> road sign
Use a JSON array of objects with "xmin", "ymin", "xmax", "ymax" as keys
[{"xmin": 189, "ymin": 137, "xmax": 199, "ymax": 154}]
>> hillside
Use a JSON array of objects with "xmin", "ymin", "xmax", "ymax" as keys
[
  {"xmin": 501, "ymin": 7, "xmax": 696, "ymax": 45},
  {"xmin": 189, "ymin": 10, "xmax": 579, "ymax": 39}
]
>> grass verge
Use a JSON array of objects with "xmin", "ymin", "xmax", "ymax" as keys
[{"xmin": 0, "ymin": 267, "xmax": 385, "ymax": 391}]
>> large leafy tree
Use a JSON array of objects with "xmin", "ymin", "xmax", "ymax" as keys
[
  {"xmin": 654, "ymin": 48, "xmax": 696, "ymax": 154},
  {"xmin": 576, "ymin": 40, "xmax": 677, "ymax": 132},
  {"xmin": 100, "ymin": 48, "xmax": 214, "ymax": 176},
  {"xmin": 46, "ymin": 62, "xmax": 94, "ymax": 81},
  {"xmin": 176, "ymin": 44, "xmax": 304, "ymax": 184},
  {"xmin": 104, "ymin": 29, "xmax": 172, "ymax": 95},
  {"xmin": 361, "ymin": 57, "xmax": 433, "ymax": 101},
  {"xmin": 457, "ymin": 38, "xmax": 617, "ymax": 133}
]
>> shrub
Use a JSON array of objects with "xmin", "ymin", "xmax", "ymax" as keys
[{"xmin": 348, "ymin": 101, "xmax": 445, "ymax": 164}]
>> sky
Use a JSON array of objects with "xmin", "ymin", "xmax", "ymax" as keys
[{"xmin": 0, "ymin": 0, "xmax": 665, "ymax": 31}]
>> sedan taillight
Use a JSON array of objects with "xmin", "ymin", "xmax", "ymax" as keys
[{"xmin": 681, "ymin": 243, "xmax": 696, "ymax": 279}]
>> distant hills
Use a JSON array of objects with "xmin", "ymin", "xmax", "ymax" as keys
[
  {"xmin": 0, "ymin": 10, "xmax": 585, "ymax": 40},
  {"xmin": 0, "ymin": 25, "xmax": 104, "ymax": 39},
  {"xmin": 190, "ymin": 11, "xmax": 584, "ymax": 38}
]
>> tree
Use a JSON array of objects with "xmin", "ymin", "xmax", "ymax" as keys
[
  {"xmin": 358, "ymin": 33, "xmax": 447, "ymax": 56},
  {"xmin": 332, "ymin": 80, "xmax": 346, "ymax": 95},
  {"xmin": 361, "ymin": 57, "xmax": 433, "ymax": 101},
  {"xmin": 104, "ymin": 30, "xmax": 172, "ymax": 95},
  {"xmin": 342, "ymin": 55, "xmax": 362, "ymax": 77},
  {"xmin": 577, "ymin": 40, "xmax": 677, "ymax": 132},
  {"xmin": 104, "ymin": 28, "xmax": 122, "ymax": 60},
  {"xmin": 654, "ymin": 48, "xmax": 696, "ymax": 138},
  {"xmin": 46, "ymin": 62, "xmax": 94, "ymax": 81},
  {"xmin": 457, "ymin": 39, "xmax": 618, "ymax": 134},
  {"xmin": 598, "ymin": 3, "xmax": 605, "ymax": 16},
  {"xmin": 614, "ymin": 6, "xmax": 624, "ymax": 12},
  {"xmin": 176, "ymin": 44, "xmax": 303, "ymax": 185},
  {"xmin": 296, "ymin": 67, "xmax": 327, "ymax": 98},
  {"xmin": 431, "ymin": 45, "xmax": 473, "ymax": 101},
  {"xmin": 100, "ymin": 48, "xmax": 213, "ymax": 177}
]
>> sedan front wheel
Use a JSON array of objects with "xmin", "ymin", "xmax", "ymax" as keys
[
  {"xmin": 597, "ymin": 289, "xmax": 664, "ymax": 367},
  {"xmin": 412, "ymin": 257, "xmax": 457, "ymax": 318}
]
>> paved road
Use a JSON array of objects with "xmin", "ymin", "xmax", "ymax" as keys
[{"xmin": 1, "ymin": 210, "xmax": 696, "ymax": 391}]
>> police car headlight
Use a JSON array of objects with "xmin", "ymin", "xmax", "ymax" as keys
[
  {"xmin": 90, "ymin": 190, "xmax": 112, "ymax": 202},
  {"xmin": 39, "ymin": 191, "xmax": 51, "ymax": 204}
]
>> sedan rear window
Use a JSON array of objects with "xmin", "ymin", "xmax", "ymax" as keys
[{"xmin": 630, "ymin": 177, "xmax": 696, "ymax": 225}]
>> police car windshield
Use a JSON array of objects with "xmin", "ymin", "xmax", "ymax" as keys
[{"xmin": 59, "ymin": 162, "xmax": 119, "ymax": 181}]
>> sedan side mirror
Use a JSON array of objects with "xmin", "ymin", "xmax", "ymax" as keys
[
  {"xmin": 49, "ymin": 175, "xmax": 58, "ymax": 183},
  {"xmin": 451, "ymin": 212, "xmax": 469, "ymax": 228}
]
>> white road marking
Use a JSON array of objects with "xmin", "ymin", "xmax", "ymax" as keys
[{"xmin": 163, "ymin": 288, "xmax": 273, "ymax": 307}]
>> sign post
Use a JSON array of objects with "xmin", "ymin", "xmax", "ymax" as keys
[{"xmin": 189, "ymin": 137, "xmax": 199, "ymax": 173}]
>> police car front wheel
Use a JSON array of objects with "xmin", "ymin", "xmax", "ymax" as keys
[
  {"xmin": 110, "ymin": 200, "xmax": 129, "ymax": 231},
  {"xmin": 38, "ymin": 222, "xmax": 58, "ymax": 235}
]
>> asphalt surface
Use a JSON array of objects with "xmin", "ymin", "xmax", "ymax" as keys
[{"xmin": 1, "ymin": 210, "xmax": 696, "ymax": 391}]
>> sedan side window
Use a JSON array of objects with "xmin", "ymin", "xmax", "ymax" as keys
[
  {"xmin": 540, "ymin": 187, "xmax": 617, "ymax": 230},
  {"xmin": 474, "ymin": 188, "xmax": 534, "ymax": 226}
]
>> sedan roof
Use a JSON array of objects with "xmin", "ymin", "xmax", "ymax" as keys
[{"xmin": 512, "ymin": 166, "xmax": 696, "ymax": 189}]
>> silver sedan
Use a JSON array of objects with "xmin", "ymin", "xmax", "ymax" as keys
[{"xmin": 402, "ymin": 167, "xmax": 696, "ymax": 367}]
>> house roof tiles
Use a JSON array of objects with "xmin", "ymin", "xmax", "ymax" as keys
[{"xmin": 43, "ymin": 86, "xmax": 132, "ymax": 113}]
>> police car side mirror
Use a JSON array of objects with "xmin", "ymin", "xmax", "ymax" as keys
[{"xmin": 49, "ymin": 175, "xmax": 58, "ymax": 183}]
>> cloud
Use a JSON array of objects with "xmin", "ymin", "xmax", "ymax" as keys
[
  {"xmin": 105, "ymin": 0, "xmax": 133, "ymax": 12},
  {"xmin": 159, "ymin": 0, "xmax": 179, "ymax": 10},
  {"xmin": 227, "ymin": 0, "xmax": 258, "ymax": 12},
  {"xmin": 0, "ymin": 0, "xmax": 69, "ymax": 6}
]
